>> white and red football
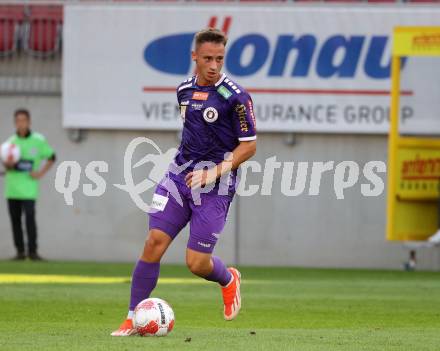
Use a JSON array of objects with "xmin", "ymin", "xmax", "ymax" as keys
[
  {"xmin": 0, "ymin": 142, "xmax": 20, "ymax": 164},
  {"xmin": 133, "ymin": 298, "xmax": 175, "ymax": 337}
]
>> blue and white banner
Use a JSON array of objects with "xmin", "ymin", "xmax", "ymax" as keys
[{"xmin": 63, "ymin": 5, "xmax": 440, "ymax": 134}]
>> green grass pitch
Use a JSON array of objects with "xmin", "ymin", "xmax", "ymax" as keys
[{"xmin": 0, "ymin": 261, "xmax": 439, "ymax": 350}]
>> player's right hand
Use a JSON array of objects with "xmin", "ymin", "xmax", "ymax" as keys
[
  {"xmin": 185, "ymin": 167, "xmax": 218, "ymax": 189},
  {"xmin": 3, "ymin": 160, "xmax": 16, "ymax": 170}
]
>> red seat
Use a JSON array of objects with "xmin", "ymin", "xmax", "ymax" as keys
[
  {"xmin": 24, "ymin": 5, "xmax": 63, "ymax": 57},
  {"xmin": 0, "ymin": 5, "xmax": 25, "ymax": 56},
  {"xmin": 324, "ymin": 0, "xmax": 364, "ymax": 2},
  {"xmin": 239, "ymin": 0, "xmax": 287, "ymax": 2},
  {"xmin": 407, "ymin": 0, "xmax": 440, "ymax": 2},
  {"xmin": 367, "ymin": 0, "xmax": 397, "ymax": 2}
]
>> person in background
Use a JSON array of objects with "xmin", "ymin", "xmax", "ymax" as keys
[{"xmin": 2, "ymin": 109, "xmax": 56, "ymax": 261}]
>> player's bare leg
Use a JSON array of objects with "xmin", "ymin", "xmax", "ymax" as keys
[
  {"xmin": 186, "ymin": 249, "xmax": 241, "ymax": 321},
  {"xmin": 186, "ymin": 249, "xmax": 214, "ymax": 277},
  {"xmin": 111, "ymin": 229, "xmax": 173, "ymax": 336}
]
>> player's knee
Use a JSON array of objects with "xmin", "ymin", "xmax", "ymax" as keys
[
  {"xmin": 145, "ymin": 235, "xmax": 163, "ymax": 250},
  {"xmin": 143, "ymin": 230, "xmax": 169, "ymax": 254},
  {"xmin": 186, "ymin": 257, "xmax": 210, "ymax": 277}
]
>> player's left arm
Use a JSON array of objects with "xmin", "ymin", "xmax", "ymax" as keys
[
  {"xmin": 30, "ymin": 136, "xmax": 56, "ymax": 180},
  {"xmin": 31, "ymin": 157, "xmax": 55, "ymax": 180},
  {"xmin": 186, "ymin": 93, "xmax": 257, "ymax": 188}
]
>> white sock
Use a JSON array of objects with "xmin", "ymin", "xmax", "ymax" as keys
[{"xmin": 127, "ymin": 310, "xmax": 134, "ymax": 319}]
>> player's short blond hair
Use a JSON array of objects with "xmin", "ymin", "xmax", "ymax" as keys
[{"xmin": 194, "ymin": 28, "xmax": 227, "ymax": 50}]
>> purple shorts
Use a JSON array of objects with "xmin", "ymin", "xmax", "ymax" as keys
[{"xmin": 148, "ymin": 175, "xmax": 232, "ymax": 254}]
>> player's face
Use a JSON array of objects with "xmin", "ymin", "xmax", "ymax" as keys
[
  {"xmin": 192, "ymin": 42, "xmax": 225, "ymax": 86},
  {"xmin": 15, "ymin": 114, "xmax": 30, "ymax": 135}
]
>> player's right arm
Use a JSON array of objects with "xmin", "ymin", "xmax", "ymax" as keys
[
  {"xmin": 2, "ymin": 153, "xmax": 17, "ymax": 170},
  {"xmin": 185, "ymin": 140, "xmax": 256, "ymax": 189},
  {"xmin": 3, "ymin": 161, "xmax": 15, "ymax": 169},
  {"xmin": 2, "ymin": 137, "xmax": 17, "ymax": 170}
]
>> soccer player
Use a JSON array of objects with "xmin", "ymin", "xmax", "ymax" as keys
[
  {"xmin": 2, "ymin": 109, "xmax": 56, "ymax": 260},
  {"xmin": 111, "ymin": 28, "xmax": 257, "ymax": 336}
]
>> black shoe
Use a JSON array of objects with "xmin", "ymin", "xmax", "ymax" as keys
[
  {"xmin": 11, "ymin": 252, "xmax": 26, "ymax": 261},
  {"xmin": 28, "ymin": 253, "xmax": 45, "ymax": 261}
]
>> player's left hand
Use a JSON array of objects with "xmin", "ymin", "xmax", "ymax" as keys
[
  {"xmin": 30, "ymin": 171, "xmax": 43, "ymax": 179},
  {"xmin": 185, "ymin": 167, "xmax": 218, "ymax": 189}
]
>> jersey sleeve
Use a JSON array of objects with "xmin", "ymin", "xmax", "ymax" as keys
[
  {"xmin": 231, "ymin": 92, "xmax": 257, "ymax": 142},
  {"xmin": 38, "ymin": 135, "xmax": 55, "ymax": 160}
]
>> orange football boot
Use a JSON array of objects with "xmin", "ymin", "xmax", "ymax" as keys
[
  {"xmin": 110, "ymin": 319, "xmax": 138, "ymax": 337},
  {"xmin": 221, "ymin": 267, "xmax": 242, "ymax": 321}
]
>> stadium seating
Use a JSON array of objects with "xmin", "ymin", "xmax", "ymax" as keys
[
  {"xmin": 0, "ymin": 4, "xmax": 63, "ymax": 58},
  {"xmin": 367, "ymin": 0, "xmax": 400, "ymax": 3},
  {"xmin": 407, "ymin": 0, "xmax": 440, "ymax": 2},
  {"xmin": 0, "ymin": 5, "xmax": 24, "ymax": 56},
  {"xmin": 23, "ymin": 5, "xmax": 63, "ymax": 57}
]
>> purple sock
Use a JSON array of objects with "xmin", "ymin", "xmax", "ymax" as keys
[
  {"xmin": 204, "ymin": 256, "xmax": 232, "ymax": 287},
  {"xmin": 129, "ymin": 260, "xmax": 160, "ymax": 311}
]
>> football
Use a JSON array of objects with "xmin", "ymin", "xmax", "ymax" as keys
[
  {"xmin": 133, "ymin": 298, "xmax": 175, "ymax": 337},
  {"xmin": 0, "ymin": 142, "xmax": 21, "ymax": 164}
]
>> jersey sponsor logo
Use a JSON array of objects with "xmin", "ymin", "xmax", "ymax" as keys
[
  {"xmin": 217, "ymin": 85, "xmax": 232, "ymax": 100},
  {"xmin": 235, "ymin": 104, "xmax": 249, "ymax": 132},
  {"xmin": 191, "ymin": 103, "xmax": 204, "ymax": 110},
  {"xmin": 181, "ymin": 100, "xmax": 190, "ymax": 106},
  {"xmin": 151, "ymin": 193, "xmax": 169, "ymax": 211},
  {"xmin": 15, "ymin": 160, "xmax": 34, "ymax": 172},
  {"xmin": 197, "ymin": 241, "xmax": 211, "ymax": 248},
  {"xmin": 192, "ymin": 91, "xmax": 209, "ymax": 101},
  {"xmin": 203, "ymin": 107, "xmax": 219, "ymax": 123}
]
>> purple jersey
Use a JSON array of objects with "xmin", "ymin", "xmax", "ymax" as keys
[{"xmin": 173, "ymin": 73, "xmax": 257, "ymax": 194}]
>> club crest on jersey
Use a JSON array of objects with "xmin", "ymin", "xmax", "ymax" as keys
[
  {"xmin": 192, "ymin": 91, "xmax": 209, "ymax": 101},
  {"xmin": 203, "ymin": 107, "xmax": 218, "ymax": 123}
]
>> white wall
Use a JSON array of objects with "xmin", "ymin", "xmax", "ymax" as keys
[{"xmin": 1, "ymin": 96, "xmax": 439, "ymax": 270}]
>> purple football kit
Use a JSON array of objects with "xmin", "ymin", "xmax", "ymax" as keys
[{"xmin": 149, "ymin": 73, "xmax": 257, "ymax": 254}]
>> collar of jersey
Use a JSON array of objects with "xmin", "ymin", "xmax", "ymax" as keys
[
  {"xmin": 194, "ymin": 73, "xmax": 226, "ymax": 90},
  {"xmin": 16, "ymin": 130, "xmax": 31, "ymax": 138}
]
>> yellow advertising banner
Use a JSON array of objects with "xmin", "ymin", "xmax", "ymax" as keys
[
  {"xmin": 392, "ymin": 200, "xmax": 438, "ymax": 241},
  {"xmin": 388, "ymin": 144, "xmax": 440, "ymax": 241},
  {"xmin": 396, "ymin": 147, "xmax": 440, "ymax": 200},
  {"xmin": 387, "ymin": 26, "xmax": 440, "ymax": 241},
  {"xmin": 393, "ymin": 27, "xmax": 440, "ymax": 57}
]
